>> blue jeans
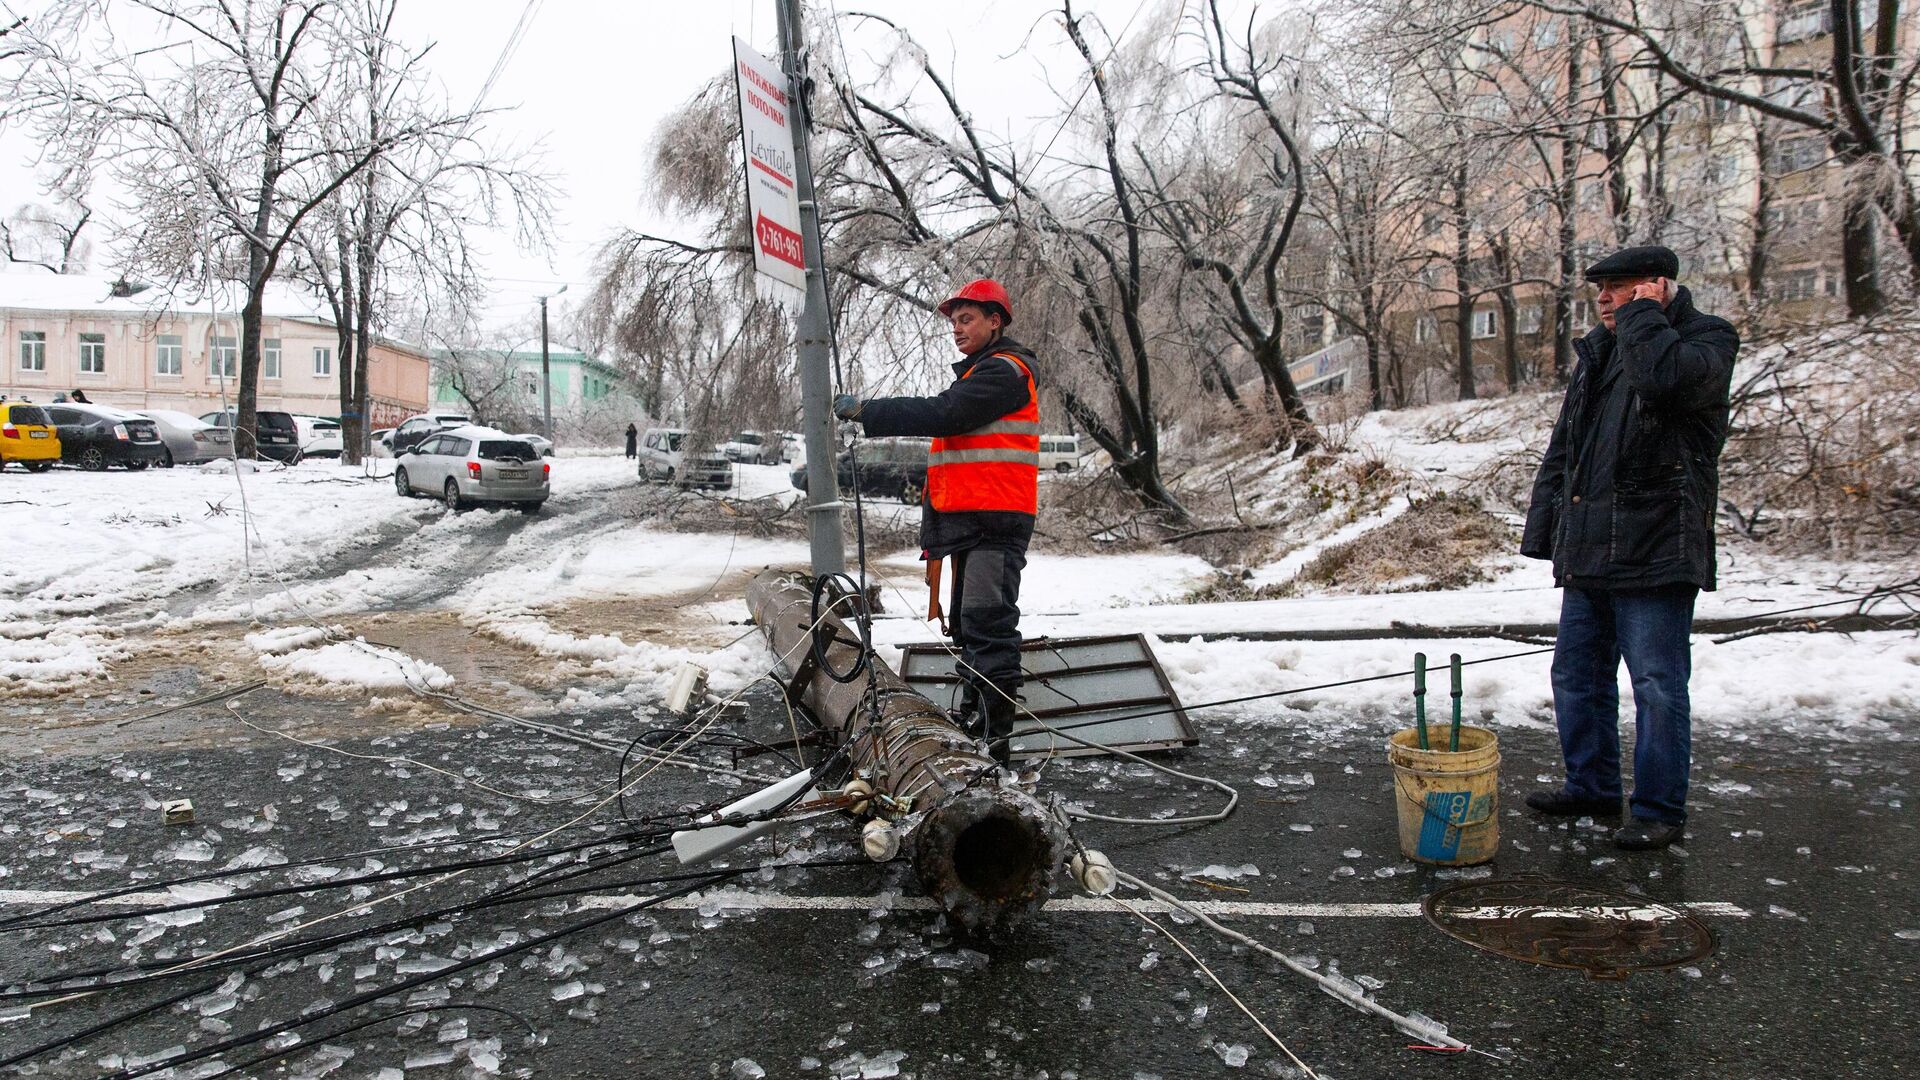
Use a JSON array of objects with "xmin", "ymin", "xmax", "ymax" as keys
[{"xmin": 1551, "ymin": 585, "xmax": 1697, "ymax": 824}]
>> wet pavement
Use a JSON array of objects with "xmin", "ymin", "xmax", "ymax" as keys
[{"xmin": 2, "ymin": 670, "xmax": 1913, "ymax": 1079}]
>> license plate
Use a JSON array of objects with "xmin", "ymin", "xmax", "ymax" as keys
[
  {"xmin": 499, "ymin": 469, "xmax": 526, "ymax": 479},
  {"xmin": 212, "ymin": 432, "xmax": 230, "ymax": 442},
  {"xmin": 29, "ymin": 430, "xmax": 48, "ymax": 438}
]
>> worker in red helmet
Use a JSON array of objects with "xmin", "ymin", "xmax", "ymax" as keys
[{"xmin": 834, "ymin": 278, "xmax": 1039, "ymax": 765}]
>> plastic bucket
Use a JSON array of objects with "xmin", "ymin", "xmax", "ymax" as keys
[{"xmin": 1387, "ymin": 726, "xmax": 1500, "ymax": 865}]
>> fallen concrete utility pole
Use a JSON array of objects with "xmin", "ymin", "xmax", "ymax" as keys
[{"xmin": 746, "ymin": 569, "xmax": 1065, "ymax": 935}]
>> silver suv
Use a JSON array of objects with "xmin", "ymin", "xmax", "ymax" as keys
[
  {"xmin": 394, "ymin": 425, "xmax": 548, "ymax": 513},
  {"xmin": 638, "ymin": 427, "xmax": 732, "ymax": 490}
]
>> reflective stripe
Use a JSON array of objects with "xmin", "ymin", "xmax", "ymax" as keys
[
  {"xmin": 965, "ymin": 419, "xmax": 1040, "ymax": 436},
  {"xmin": 928, "ymin": 448, "xmax": 1040, "ymax": 466}
]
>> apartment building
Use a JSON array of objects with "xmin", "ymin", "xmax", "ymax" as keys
[
  {"xmin": 1372, "ymin": 0, "xmax": 1908, "ymax": 396},
  {"xmin": 0, "ymin": 273, "xmax": 430, "ymax": 426}
]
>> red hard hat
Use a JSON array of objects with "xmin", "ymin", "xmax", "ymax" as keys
[{"xmin": 938, "ymin": 278, "xmax": 1013, "ymax": 326}]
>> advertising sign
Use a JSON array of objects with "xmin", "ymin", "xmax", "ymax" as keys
[{"xmin": 733, "ymin": 37, "xmax": 807, "ymax": 299}]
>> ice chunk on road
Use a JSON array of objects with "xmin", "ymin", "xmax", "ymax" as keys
[
  {"xmin": 1189, "ymin": 863, "xmax": 1259, "ymax": 881},
  {"xmin": 732, "ymin": 1060, "xmax": 767, "ymax": 1080},
  {"xmin": 828, "ymin": 1050, "xmax": 906, "ymax": 1079},
  {"xmin": 1213, "ymin": 1042, "xmax": 1250, "ymax": 1067},
  {"xmin": 551, "ymin": 980, "xmax": 585, "ymax": 1001},
  {"xmin": 165, "ymin": 840, "xmax": 215, "ymax": 863}
]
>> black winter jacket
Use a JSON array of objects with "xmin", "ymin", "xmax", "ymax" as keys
[
  {"xmin": 1521, "ymin": 287, "xmax": 1739, "ymax": 591},
  {"xmin": 856, "ymin": 336, "xmax": 1039, "ymax": 559}
]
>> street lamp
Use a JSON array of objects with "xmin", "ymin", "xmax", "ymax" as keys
[{"xmin": 536, "ymin": 284, "xmax": 567, "ymax": 445}]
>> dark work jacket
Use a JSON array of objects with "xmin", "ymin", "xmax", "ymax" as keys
[
  {"xmin": 1521, "ymin": 287, "xmax": 1739, "ymax": 591},
  {"xmin": 857, "ymin": 336, "xmax": 1039, "ymax": 559}
]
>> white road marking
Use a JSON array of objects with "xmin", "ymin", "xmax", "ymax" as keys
[{"xmin": 0, "ymin": 888, "xmax": 1750, "ymax": 919}]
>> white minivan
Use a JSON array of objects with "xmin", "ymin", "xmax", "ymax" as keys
[{"xmin": 1039, "ymin": 434, "xmax": 1082, "ymax": 473}]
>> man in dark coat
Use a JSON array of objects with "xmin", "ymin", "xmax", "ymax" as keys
[
  {"xmin": 1521, "ymin": 244, "xmax": 1739, "ymax": 851},
  {"xmin": 625, "ymin": 423, "xmax": 638, "ymax": 459},
  {"xmin": 833, "ymin": 279, "xmax": 1039, "ymax": 764}
]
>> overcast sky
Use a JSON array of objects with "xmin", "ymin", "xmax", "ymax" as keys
[{"xmin": 2, "ymin": 0, "xmax": 1165, "ymax": 335}]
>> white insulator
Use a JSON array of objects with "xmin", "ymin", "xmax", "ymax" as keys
[
  {"xmin": 843, "ymin": 779, "xmax": 874, "ymax": 816},
  {"xmin": 1071, "ymin": 850, "xmax": 1117, "ymax": 896},
  {"xmin": 862, "ymin": 819, "xmax": 900, "ymax": 862}
]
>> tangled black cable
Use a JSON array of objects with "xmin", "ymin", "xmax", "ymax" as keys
[{"xmin": 810, "ymin": 570, "xmax": 873, "ymax": 683}]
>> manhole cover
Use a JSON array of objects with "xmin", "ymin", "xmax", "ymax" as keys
[{"xmin": 1423, "ymin": 879, "xmax": 1717, "ymax": 980}]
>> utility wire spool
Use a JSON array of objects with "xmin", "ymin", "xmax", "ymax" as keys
[{"xmin": 747, "ymin": 569, "xmax": 1065, "ymax": 935}]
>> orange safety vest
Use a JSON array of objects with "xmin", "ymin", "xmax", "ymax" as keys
[{"xmin": 926, "ymin": 352, "xmax": 1040, "ymax": 515}]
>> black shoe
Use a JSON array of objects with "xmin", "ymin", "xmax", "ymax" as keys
[
  {"xmin": 982, "ymin": 689, "xmax": 1019, "ymax": 767},
  {"xmin": 1524, "ymin": 789, "xmax": 1621, "ymax": 817},
  {"xmin": 1613, "ymin": 818, "xmax": 1685, "ymax": 851}
]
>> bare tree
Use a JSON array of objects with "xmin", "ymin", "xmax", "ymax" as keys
[
  {"xmin": 3, "ymin": 0, "xmax": 476, "ymax": 455},
  {"xmin": 1524, "ymin": 0, "xmax": 1919, "ymax": 315},
  {"xmin": 2, "ymin": 189, "xmax": 91, "ymax": 273}
]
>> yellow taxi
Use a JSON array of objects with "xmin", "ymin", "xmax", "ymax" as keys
[{"xmin": 1, "ymin": 400, "xmax": 61, "ymax": 471}]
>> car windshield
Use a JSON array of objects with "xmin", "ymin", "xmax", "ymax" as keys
[
  {"xmin": 8, "ymin": 405, "xmax": 50, "ymax": 425},
  {"xmin": 478, "ymin": 440, "xmax": 538, "ymax": 462},
  {"xmin": 734, "ymin": 433, "xmax": 762, "ymax": 445}
]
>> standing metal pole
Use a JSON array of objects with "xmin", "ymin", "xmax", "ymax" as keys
[
  {"xmin": 778, "ymin": 0, "xmax": 846, "ymax": 576},
  {"xmin": 539, "ymin": 296, "xmax": 553, "ymax": 444}
]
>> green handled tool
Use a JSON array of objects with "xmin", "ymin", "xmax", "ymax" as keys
[
  {"xmin": 1448, "ymin": 653, "xmax": 1464, "ymax": 751},
  {"xmin": 1414, "ymin": 652, "xmax": 1429, "ymax": 750}
]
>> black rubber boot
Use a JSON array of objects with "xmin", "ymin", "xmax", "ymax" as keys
[
  {"xmin": 948, "ymin": 681, "xmax": 983, "ymax": 736},
  {"xmin": 1613, "ymin": 818, "xmax": 1685, "ymax": 850},
  {"xmin": 982, "ymin": 689, "xmax": 1019, "ymax": 767}
]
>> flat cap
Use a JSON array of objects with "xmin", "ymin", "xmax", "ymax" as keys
[{"xmin": 1583, "ymin": 244, "xmax": 1679, "ymax": 282}]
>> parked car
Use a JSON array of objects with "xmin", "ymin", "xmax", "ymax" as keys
[
  {"xmin": 393, "ymin": 425, "xmax": 548, "ymax": 513},
  {"xmin": 719, "ymin": 430, "xmax": 781, "ymax": 465},
  {"xmin": 1039, "ymin": 434, "xmax": 1083, "ymax": 473},
  {"xmin": 789, "ymin": 437, "xmax": 930, "ymax": 503},
  {"xmin": 0, "ymin": 400, "xmax": 61, "ymax": 472},
  {"xmin": 638, "ymin": 427, "xmax": 732, "ymax": 490},
  {"xmin": 368, "ymin": 428, "xmax": 395, "ymax": 458},
  {"xmin": 515, "ymin": 433, "xmax": 554, "ymax": 457},
  {"xmin": 49, "ymin": 403, "xmax": 168, "ymax": 470},
  {"xmin": 388, "ymin": 412, "xmax": 474, "ymax": 456},
  {"xmin": 139, "ymin": 409, "xmax": 233, "ymax": 466},
  {"xmin": 291, "ymin": 415, "xmax": 344, "ymax": 457},
  {"xmin": 198, "ymin": 409, "xmax": 302, "ymax": 462},
  {"xmin": 777, "ymin": 431, "xmax": 804, "ymax": 464}
]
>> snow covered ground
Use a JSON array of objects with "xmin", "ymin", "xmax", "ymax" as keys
[{"xmin": 4, "ymin": 442, "xmax": 1915, "ymax": 738}]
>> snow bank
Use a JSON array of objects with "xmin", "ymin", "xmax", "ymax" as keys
[{"xmin": 255, "ymin": 639, "xmax": 453, "ymax": 691}]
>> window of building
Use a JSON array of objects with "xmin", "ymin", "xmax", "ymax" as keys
[
  {"xmin": 211, "ymin": 336, "xmax": 238, "ymax": 379},
  {"xmin": 1298, "ymin": 309, "xmax": 1326, "ymax": 345},
  {"xmin": 156, "ymin": 334, "xmax": 183, "ymax": 376},
  {"xmin": 263, "ymin": 338, "xmax": 281, "ymax": 379},
  {"xmin": 1414, "ymin": 315, "xmax": 1438, "ymax": 344},
  {"xmin": 1532, "ymin": 17, "xmax": 1560, "ymax": 48},
  {"xmin": 1768, "ymin": 135, "xmax": 1825, "ymax": 175},
  {"xmin": 1778, "ymin": 267, "xmax": 1820, "ymax": 301},
  {"xmin": 1517, "ymin": 305, "xmax": 1544, "ymax": 334},
  {"xmin": 1573, "ymin": 299, "xmax": 1596, "ymax": 331},
  {"xmin": 1471, "ymin": 309, "xmax": 1499, "ymax": 339},
  {"xmin": 19, "ymin": 331, "xmax": 45, "ymax": 371},
  {"xmin": 313, "ymin": 346, "xmax": 332, "ymax": 376},
  {"xmin": 78, "ymin": 333, "xmax": 106, "ymax": 374},
  {"xmin": 1776, "ymin": 0, "xmax": 1830, "ymax": 44},
  {"xmin": 521, "ymin": 369, "xmax": 539, "ymax": 397}
]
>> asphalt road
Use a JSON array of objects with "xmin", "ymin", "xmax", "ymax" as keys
[{"xmin": 2, "ymin": 671, "xmax": 1913, "ymax": 1080}]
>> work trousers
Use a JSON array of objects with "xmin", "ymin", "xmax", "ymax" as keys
[
  {"xmin": 1550, "ymin": 584, "xmax": 1698, "ymax": 825},
  {"xmin": 948, "ymin": 539, "xmax": 1028, "ymax": 697}
]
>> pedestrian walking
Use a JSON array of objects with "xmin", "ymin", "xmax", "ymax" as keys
[
  {"xmin": 625, "ymin": 423, "xmax": 638, "ymax": 459},
  {"xmin": 834, "ymin": 279, "xmax": 1039, "ymax": 765},
  {"xmin": 1520, "ymin": 245, "xmax": 1740, "ymax": 850}
]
